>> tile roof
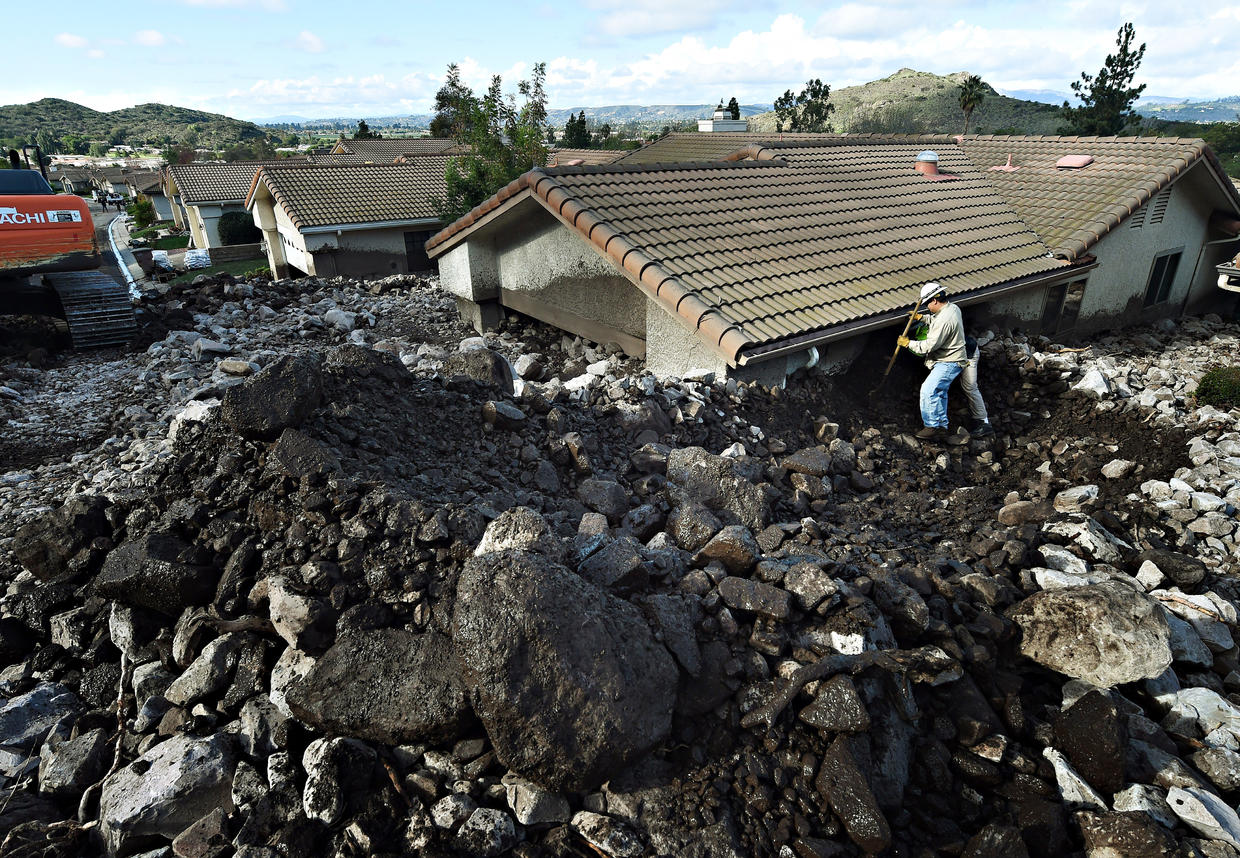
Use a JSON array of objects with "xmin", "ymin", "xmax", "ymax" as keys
[
  {"xmin": 428, "ymin": 139, "xmax": 1066, "ymax": 362},
  {"xmin": 960, "ymin": 135, "xmax": 1240, "ymax": 260},
  {"xmin": 331, "ymin": 138, "xmax": 460, "ymax": 157},
  {"xmin": 127, "ymin": 172, "xmax": 163, "ymax": 193},
  {"xmin": 613, "ymin": 132, "xmax": 877, "ymax": 165},
  {"xmin": 547, "ymin": 148, "xmax": 627, "ymax": 167},
  {"xmin": 247, "ymin": 160, "xmax": 448, "ymax": 230},
  {"xmin": 168, "ymin": 160, "xmax": 306, "ymax": 205}
]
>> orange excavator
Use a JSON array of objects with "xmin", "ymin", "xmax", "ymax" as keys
[{"xmin": 1, "ymin": 148, "xmax": 136, "ymax": 348}]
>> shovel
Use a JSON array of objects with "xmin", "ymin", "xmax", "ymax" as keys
[{"xmin": 869, "ymin": 302, "xmax": 922, "ymax": 396}]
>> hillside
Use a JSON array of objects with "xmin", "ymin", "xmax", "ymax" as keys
[
  {"xmin": 1143, "ymin": 97, "xmax": 1240, "ymax": 123},
  {"xmin": 748, "ymin": 69, "xmax": 1063, "ymax": 135},
  {"xmin": 0, "ymin": 98, "xmax": 265, "ymax": 148}
]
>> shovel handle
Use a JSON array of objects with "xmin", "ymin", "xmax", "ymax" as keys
[{"xmin": 870, "ymin": 305, "xmax": 921, "ymax": 395}]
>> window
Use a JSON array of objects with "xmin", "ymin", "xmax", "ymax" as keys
[
  {"xmin": 404, "ymin": 231, "xmax": 433, "ymax": 272},
  {"xmin": 1143, "ymin": 250, "xmax": 1182, "ymax": 307},
  {"xmin": 1041, "ymin": 279, "xmax": 1088, "ymax": 334}
]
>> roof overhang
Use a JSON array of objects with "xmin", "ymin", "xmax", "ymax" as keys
[{"xmin": 301, "ymin": 217, "xmax": 442, "ymax": 235}]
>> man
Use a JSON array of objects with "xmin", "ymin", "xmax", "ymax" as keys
[
  {"xmin": 960, "ymin": 336, "xmax": 994, "ymax": 437},
  {"xmin": 897, "ymin": 282, "xmax": 969, "ymax": 442}
]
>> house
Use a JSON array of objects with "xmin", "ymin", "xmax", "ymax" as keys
[
  {"xmin": 165, "ymin": 160, "xmax": 304, "ymax": 249},
  {"xmin": 426, "ymin": 133, "xmax": 1240, "ymax": 383},
  {"xmin": 324, "ymin": 137, "xmax": 460, "ymax": 163},
  {"xmin": 93, "ymin": 167, "xmax": 134, "ymax": 197},
  {"xmin": 546, "ymin": 149, "xmax": 626, "ymax": 167},
  {"xmin": 48, "ymin": 166, "xmax": 92, "ymax": 195},
  {"xmin": 245, "ymin": 160, "xmax": 449, "ymax": 279},
  {"xmin": 124, "ymin": 170, "xmax": 173, "ymax": 220}
]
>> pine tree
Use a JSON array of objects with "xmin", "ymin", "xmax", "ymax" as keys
[
  {"xmin": 1060, "ymin": 23, "xmax": 1147, "ymax": 136},
  {"xmin": 726, "ymin": 97, "xmax": 740, "ymax": 121},
  {"xmin": 774, "ymin": 79, "xmax": 834, "ymax": 132}
]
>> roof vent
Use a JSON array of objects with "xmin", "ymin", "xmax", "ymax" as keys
[
  {"xmin": 914, "ymin": 150, "xmax": 940, "ymax": 176},
  {"xmin": 1056, "ymin": 154, "xmax": 1094, "ymax": 169},
  {"xmin": 989, "ymin": 154, "xmax": 1019, "ymax": 173}
]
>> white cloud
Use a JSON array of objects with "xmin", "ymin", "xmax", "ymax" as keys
[
  {"xmin": 87, "ymin": 49, "xmax": 105, "ymax": 59},
  {"xmin": 296, "ymin": 30, "xmax": 324, "ymax": 53},
  {"xmin": 134, "ymin": 30, "xmax": 166, "ymax": 47},
  {"xmin": 223, "ymin": 72, "xmax": 439, "ymax": 112},
  {"xmin": 54, "ymin": 33, "xmax": 88, "ymax": 49}
]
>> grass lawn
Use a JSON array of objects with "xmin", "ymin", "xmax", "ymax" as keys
[
  {"xmin": 129, "ymin": 221, "xmax": 174, "ymax": 240},
  {"xmin": 151, "ymin": 235, "xmax": 191, "ymax": 250},
  {"xmin": 166, "ymin": 257, "xmax": 268, "ymax": 285}
]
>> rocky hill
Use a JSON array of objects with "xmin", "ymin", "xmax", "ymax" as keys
[
  {"xmin": 0, "ymin": 98, "xmax": 265, "ymax": 148},
  {"xmin": 1, "ymin": 268, "xmax": 1239, "ymax": 857},
  {"xmin": 748, "ymin": 69, "xmax": 1065, "ymax": 136}
]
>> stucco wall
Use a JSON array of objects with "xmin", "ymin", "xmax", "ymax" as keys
[
  {"xmin": 273, "ymin": 203, "xmax": 312, "ymax": 275},
  {"xmin": 982, "ymin": 162, "xmax": 1238, "ymax": 335}
]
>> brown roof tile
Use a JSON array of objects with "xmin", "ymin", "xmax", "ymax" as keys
[
  {"xmin": 547, "ymin": 148, "xmax": 627, "ymax": 167},
  {"xmin": 331, "ymin": 138, "xmax": 460, "ymax": 157},
  {"xmin": 248, "ymin": 161, "xmax": 447, "ymax": 230},
  {"xmin": 168, "ymin": 160, "xmax": 306, "ymax": 205}
]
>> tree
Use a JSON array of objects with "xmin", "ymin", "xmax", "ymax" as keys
[
  {"xmin": 726, "ymin": 97, "xmax": 741, "ymax": 121},
  {"xmin": 563, "ymin": 111, "xmax": 590, "ymax": 148},
  {"xmin": 958, "ymin": 75, "xmax": 986, "ymax": 135},
  {"xmin": 1060, "ymin": 22, "xmax": 1147, "ymax": 136},
  {"xmin": 434, "ymin": 62, "xmax": 549, "ymax": 223},
  {"xmin": 128, "ymin": 195, "xmax": 156, "ymax": 229},
  {"xmin": 88, "ymin": 142, "xmax": 109, "ymax": 157},
  {"xmin": 165, "ymin": 143, "xmax": 197, "ymax": 165},
  {"xmin": 773, "ymin": 79, "xmax": 834, "ymax": 132},
  {"xmin": 353, "ymin": 120, "xmax": 381, "ymax": 139},
  {"xmin": 430, "ymin": 64, "xmax": 474, "ymax": 139}
]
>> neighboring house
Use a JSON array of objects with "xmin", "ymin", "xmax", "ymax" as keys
[
  {"xmin": 426, "ymin": 134, "xmax": 1240, "ymax": 383},
  {"xmin": 48, "ymin": 166, "xmax": 92, "ymax": 194},
  {"xmin": 124, "ymin": 171, "xmax": 173, "ymax": 220},
  {"xmin": 245, "ymin": 160, "xmax": 448, "ymax": 279},
  {"xmin": 93, "ymin": 167, "xmax": 133, "ymax": 197},
  {"xmin": 166, "ymin": 160, "xmax": 304, "ymax": 249},
  {"xmin": 326, "ymin": 137, "xmax": 460, "ymax": 162},
  {"xmin": 546, "ymin": 149, "xmax": 626, "ymax": 167}
]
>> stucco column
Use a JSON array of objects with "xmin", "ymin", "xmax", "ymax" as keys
[
  {"xmin": 439, "ymin": 242, "xmax": 503, "ymax": 332},
  {"xmin": 251, "ymin": 197, "xmax": 289, "ymax": 279}
]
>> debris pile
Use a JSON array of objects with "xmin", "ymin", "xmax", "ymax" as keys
[{"xmin": 1, "ymin": 274, "xmax": 1239, "ymax": 857}]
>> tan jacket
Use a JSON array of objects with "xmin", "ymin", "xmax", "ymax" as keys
[{"xmin": 908, "ymin": 303, "xmax": 967, "ymax": 365}]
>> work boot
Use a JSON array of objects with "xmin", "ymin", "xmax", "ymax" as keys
[
  {"xmin": 915, "ymin": 426, "xmax": 947, "ymax": 441},
  {"xmin": 970, "ymin": 420, "xmax": 995, "ymax": 438},
  {"xmin": 945, "ymin": 428, "xmax": 971, "ymax": 446}
]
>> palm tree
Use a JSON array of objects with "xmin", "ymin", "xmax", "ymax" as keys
[{"xmin": 959, "ymin": 75, "xmax": 986, "ymax": 136}]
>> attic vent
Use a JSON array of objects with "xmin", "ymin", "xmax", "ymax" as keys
[
  {"xmin": 989, "ymin": 154, "xmax": 1019, "ymax": 173},
  {"xmin": 1129, "ymin": 206, "xmax": 1147, "ymax": 229},
  {"xmin": 1055, "ymin": 154, "xmax": 1094, "ymax": 169},
  {"xmin": 1150, "ymin": 187, "xmax": 1172, "ymax": 224}
]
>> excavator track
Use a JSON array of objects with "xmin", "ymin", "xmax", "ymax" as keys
[{"xmin": 45, "ymin": 272, "xmax": 138, "ymax": 349}]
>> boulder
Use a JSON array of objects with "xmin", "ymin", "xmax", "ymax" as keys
[
  {"xmin": 284, "ymin": 628, "xmax": 469, "ymax": 745},
  {"xmin": 0, "ymin": 683, "xmax": 83, "ymax": 751},
  {"xmin": 302, "ymin": 737, "xmax": 375, "ymax": 826},
  {"xmin": 815, "ymin": 736, "xmax": 891, "ymax": 854},
  {"xmin": 453, "ymin": 550, "xmax": 677, "ymax": 791},
  {"xmin": 95, "ymin": 532, "xmax": 217, "ymax": 617},
  {"xmin": 39, "ymin": 727, "xmax": 109, "ymax": 801},
  {"xmin": 1139, "ymin": 548, "xmax": 1206, "ymax": 588},
  {"xmin": 1074, "ymin": 810, "xmax": 1177, "ymax": 858},
  {"xmin": 220, "ymin": 354, "xmax": 323, "ymax": 440},
  {"xmin": 694, "ymin": 525, "xmax": 760, "ymax": 575},
  {"xmin": 577, "ymin": 478, "xmax": 629, "ymax": 522},
  {"xmin": 442, "ymin": 348, "xmax": 514, "ymax": 395},
  {"xmin": 1052, "ymin": 691, "xmax": 1125, "ymax": 794},
  {"xmin": 12, "ymin": 495, "xmax": 109, "ymax": 582},
  {"xmin": 99, "ymin": 732, "xmax": 237, "ymax": 856},
  {"xmin": 268, "ymin": 429, "xmax": 341, "ymax": 480},
  {"xmin": 1010, "ymin": 581, "xmax": 1171, "ymax": 687},
  {"xmin": 475, "ymin": 506, "xmax": 564, "ymax": 561},
  {"xmin": 665, "ymin": 447, "xmax": 769, "ymax": 529}
]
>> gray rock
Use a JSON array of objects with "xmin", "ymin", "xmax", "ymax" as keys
[
  {"xmin": 266, "ymin": 577, "xmax": 331, "ymax": 652},
  {"xmin": 572, "ymin": 811, "xmax": 645, "ymax": 858},
  {"xmin": 442, "ymin": 348, "xmax": 514, "ymax": 395},
  {"xmin": 694, "ymin": 525, "xmax": 760, "ymax": 575},
  {"xmin": 475, "ymin": 506, "xmax": 564, "ymax": 562},
  {"xmin": 322, "ymin": 308, "xmax": 356, "ymax": 331},
  {"xmin": 784, "ymin": 562, "xmax": 838, "ymax": 611},
  {"xmin": 165, "ymin": 633, "xmax": 243, "ymax": 708},
  {"xmin": 637, "ymin": 594, "xmax": 702, "ymax": 677},
  {"xmin": 718, "ymin": 577, "xmax": 791, "ymax": 620},
  {"xmin": 1167, "ymin": 786, "xmax": 1240, "ymax": 847},
  {"xmin": 783, "ymin": 447, "xmax": 832, "ymax": 477},
  {"xmin": 456, "ymin": 807, "xmax": 517, "ymax": 857},
  {"xmin": 453, "ymin": 550, "xmax": 678, "ymax": 791},
  {"xmin": 1011, "ymin": 581, "xmax": 1171, "ymax": 687},
  {"xmin": 268, "ymin": 645, "xmax": 314, "ymax": 720},
  {"xmin": 514, "ymin": 354, "xmax": 544, "ymax": 380},
  {"xmin": 99, "ymin": 732, "xmax": 237, "ymax": 856},
  {"xmin": 1113, "ymin": 783, "xmax": 1177, "ymax": 830},
  {"xmin": 267, "ymin": 428, "xmax": 341, "ymax": 479},
  {"xmin": 666, "ymin": 447, "xmax": 769, "ymax": 530},
  {"xmin": 482, "ymin": 400, "xmax": 526, "ymax": 430},
  {"xmin": 815, "ymin": 736, "xmax": 891, "ymax": 854},
  {"xmin": 1073, "ymin": 369, "xmax": 1111, "ymax": 399},
  {"xmin": 0, "ymin": 683, "xmax": 83, "ymax": 751},
  {"xmin": 577, "ymin": 536, "xmax": 648, "ymax": 591},
  {"xmin": 1043, "ymin": 747, "xmax": 1106, "ymax": 809},
  {"xmin": 285, "ymin": 627, "xmax": 468, "ymax": 745},
  {"xmin": 503, "ymin": 773, "xmax": 571, "ymax": 825},
  {"xmin": 95, "ymin": 532, "xmax": 217, "ymax": 617},
  {"xmin": 302, "ymin": 737, "xmax": 375, "ymax": 826},
  {"xmin": 38, "ymin": 727, "xmax": 108, "ymax": 800},
  {"xmin": 12, "ymin": 495, "xmax": 109, "ymax": 582},
  {"xmin": 577, "ymin": 478, "xmax": 628, "ymax": 522},
  {"xmin": 432, "ymin": 793, "xmax": 477, "ymax": 829},
  {"xmin": 132, "ymin": 661, "xmax": 176, "ymax": 703},
  {"xmin": 220, "ymin": 354, "xmax": 323, "ymax": 440},
  {"xmin": 1075, "ymin": 810, "xmax": 1177, "ymax": 858},
  {"xmin": 666, "ymin": 503, "xmax": 722, "ymax": 551},
  {"xmin": 1140, "ymin": 549, "xmax": 1207, "ymax": 588},
  {"xmin": 1191, "ymin": 747, "xmax": 1240, "ymax": 792},
  {"xmin": 799, "ymin": 675, "xmax": 870, "ymax": 733},
  {"xmin": 1043, "ymin": 515, "xmax": 1131, "ymax": 565},
  {"xmin": 1053, "ymin": 485, "xmax": 1100, "ymax": 514}
]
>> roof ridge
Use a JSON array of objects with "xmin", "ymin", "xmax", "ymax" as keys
[{"xmin": 542, "ymin": 159, "xmax": 789, "ymax": 176}]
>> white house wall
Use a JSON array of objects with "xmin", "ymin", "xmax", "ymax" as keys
[{"xmin": 274, "ymin": 202, "xmax": 314, "ymax": 275}]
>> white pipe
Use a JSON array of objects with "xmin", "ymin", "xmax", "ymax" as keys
[{"xmin": 107, "ymin": 213, "xmax": 138, "ymax": 294}]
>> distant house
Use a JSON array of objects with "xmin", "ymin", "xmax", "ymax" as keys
[
  {"xmin": 245, "ymin": 160, "xmax": 448, "ymax": 279},
  {"xmin": 93, "ymin": 167, "xmax": 134, "ymax": 197},
  {"xmin": 546, "ymin": 149, "xmax": 626, "ymax": 167},
  {"xmin": 48, "ymin": 166, "xmax": 91, "ymax": 195},
  {"xmin": 165, "ymin": 160, "xmax": 304, "ymax": 249},
  {"xmin": 426, "ymin": 133, "xmax": 1240, "ymax": 383},
  {"xmin": 124, "ymin": 170, "xmax": 173, "ymax": 220},
  {"xmin": 326, "ymin": 137, "xmax": 459, "ymax": 163}
]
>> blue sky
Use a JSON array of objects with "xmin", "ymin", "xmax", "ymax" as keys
[{"xmin": 6, "ymin": 0, "xmax": 1238, "ymax": 120}]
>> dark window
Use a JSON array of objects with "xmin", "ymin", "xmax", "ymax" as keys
[
  {"xmin": 1040, "ymin": 283, "xmax": 1066, "ymax": 333},
  {"xmin": 1060, "ymin": 280, "xmax": 1086, "ymax": 330},
  {"xmin": 1041, "ymin": 279, "xmax": 1088, "ymax": 334},
  {"xmin": 1143, "ymin": 250, "xmax": 1182, "ymax": 307},
  {"xmin": 404, "ymin": 231, "xmax": 432, "ymax": 272}
]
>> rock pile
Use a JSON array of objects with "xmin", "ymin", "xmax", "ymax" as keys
[{"xmin": 1, "ymin": 274, "xmax": 1239, "ymax": 857}]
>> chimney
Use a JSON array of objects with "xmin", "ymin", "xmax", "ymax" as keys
[{"xmin": 914, "ymin": 150, "xmax": 939, "ymax": 176}]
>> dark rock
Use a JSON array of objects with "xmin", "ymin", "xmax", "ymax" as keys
[
  {"xmin": 622, "ymin": 504, "xmax": 664, "ymax": 542},
  {"xmin": 666, "ymin": 503, "xmax": 722, "ymax": 552},
  {"xmin": 12, "ymin": 495, "xmax": 110, "ymax": 582},
  {"xmin": 962, "ymin": 824, "xmax": 1029, "ymax": 858},
  {"xmin": 578, "ymin": 536, "xmax": 648, "ymax": 591},
  {"xmin": 443, "ymin": 348, "xmax": 515, "ymax": 395},
  {"xmin": 718, "ymin": 577, "xmax": 791, "ymax": 620},
  {"xmin": 1139, "ymin": 548, "xmax": 1207, "ymax": 588},
  {"xmin": 456, "ymin": 807, "xmax": 518, "ymax": 857},
  {"xmin": 1053, "ymin": 690, "xmax": 1126, "ymax": 795},
  {"xmin": 220, "ymin": 354, "xmax": 323, "ymax": 440},
  {"xmin": 666, "ymin": 447, "xmax": 769, "ymax": 529},
  {"xmin": 694, "ymin": 525, "xmax": 760, "ymax": 575},
  {"xmin": 798, "ymin": 675, "xmax": 870, "ymax": 733},
  {"xmin": 482, "ymin": 399, "xmax": 526, "ymax": 430},
  {"xmin": 268, "ymin": 428, "xmax": 341, "ymax": 479},
  {"xmin": 0, "ymin": 616, "xmax": 37, "ymax": 664},
  {"xmin": 453, "ymin": 550, "xmax": 678, "ymax": 791},
  {"xmin": 285, "ymin": 627, "xmax": 469, "ymax": 745},
  {"xmin": 95, "ymin": 531, "xmax": 218, "ymax": 617},
  {"xmin": 1075, "ymin": 810, "xmax": 1177, "ymax": 857},
  {"xmin": 815, "ymin": 736, "xmax": 891, "ymax": 854},
  {"xmin": 636, "ymin": 594, "xmax": 702, "ymax": 677},
  {"xmin": 577, "ymin": 478, "xmax": 628, "ymax": 523},
  {"xmin": 784, "ymin": 447, "xmax": 833, "ymax": 478},
  {"xmin": 324, "ymin": 342, "xmax": 409, "ymax": 382}
]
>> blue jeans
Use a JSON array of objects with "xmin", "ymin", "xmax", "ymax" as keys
[{"xmin": 920, "ymin": 361, "xmax": 963, "ymax": 428}]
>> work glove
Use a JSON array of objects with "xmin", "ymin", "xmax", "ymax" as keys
[
  {"xmin": 896, "ymin": 336, "xmax": 911, "ymax": 348},
  {"xmin": 912, "ymin": 313, "xmax": 924, "ymax": 322}
]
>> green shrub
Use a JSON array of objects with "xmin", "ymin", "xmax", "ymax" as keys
[
  {"xmin": 243, "ymin": 265, "xmax": 272, "ymax": 280},
  {"xmin": 127, "ymin": 195, "xmax": 156, "ymax": 229},
  {"xmin": 1192, "ymin": 365, "xmax": 1240, "ymax": 407},
  {"xmin": 218, "ymin": 210, "xmax": 261, "ymax": 246}
]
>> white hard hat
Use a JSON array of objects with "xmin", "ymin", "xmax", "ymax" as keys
[{"xmin": 919, "ymin": 282, "xmax": 945, "ymax": 304}]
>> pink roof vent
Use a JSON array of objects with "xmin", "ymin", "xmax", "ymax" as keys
[
  {"xmin": 989, "ymin": 154, "xmax": 1019, "ymax": 173},
  {"xmin": 1056, "ymin": 154, "xmax": 1094, "ymax": 169}
]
